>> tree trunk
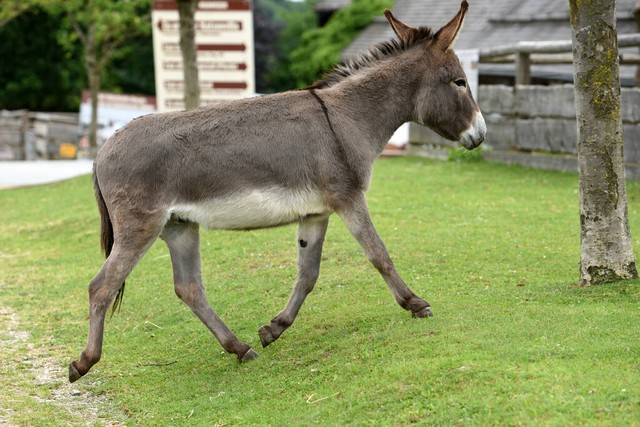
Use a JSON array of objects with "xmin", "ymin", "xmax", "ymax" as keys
[
  {"xmin": 85, "ymin": 25, "xmax": 100, "ymax": 153},
  {"xmin": 635, "ymin": 3, "xmax": 640, "ymax": 87},
  {"xmin": 177, "ymin": 0, "xmax": 200, "ymax": 110},
  {"xmin": 88, "ymin": 65, "xmax": 100, "ymax": 154},
  {"xmin": 569, "ymin": 0, "xmax": 638, "ymax": 285}
]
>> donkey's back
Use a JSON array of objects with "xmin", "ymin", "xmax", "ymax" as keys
[{"xmin": 101, "ymin": 94, "xmax": 326, "ymax": 194}]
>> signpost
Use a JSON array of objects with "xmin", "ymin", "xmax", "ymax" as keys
[{"xmin": 152, "ymin": 0, "xmax": 255, "ymax": 112}]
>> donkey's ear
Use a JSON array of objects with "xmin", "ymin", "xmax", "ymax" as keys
[
  {"xmin": 433, "ymin": 0, "xmax": 469, "ymax": 51},
  {"xmin": 384, "ymin": 9, "xmax": 416, "ymax": 44}
]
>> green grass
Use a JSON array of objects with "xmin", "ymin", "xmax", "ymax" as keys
[{"xmin": 1, "ymin": 157, "xmax": 639, "ymax": 426}]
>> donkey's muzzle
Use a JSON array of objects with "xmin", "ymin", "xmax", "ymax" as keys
[{"xmin": 460, "ymin": 111, "xmax": 486, "ymax": 150}]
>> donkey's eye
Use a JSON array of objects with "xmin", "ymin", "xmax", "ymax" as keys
[{"xmin": 454, "ymin": 78, "xmax": 467, "ymax": 88}]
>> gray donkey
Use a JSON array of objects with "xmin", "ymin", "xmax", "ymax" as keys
[{"xmin": 70, "ymin": 0, "xmax": 486, "ymax": 382}]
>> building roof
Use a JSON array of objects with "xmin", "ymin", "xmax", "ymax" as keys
[
  {"xmin": 314, "ymin": 0, "xmax": 351, "ymax": 12},
  {"xmin": 340, "ymin": 0, "xmax": 639, "ymax": 83}
]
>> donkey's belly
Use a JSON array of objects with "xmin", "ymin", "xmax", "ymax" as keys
[{"xmin": 169, "ymin": 187, "xmax": 330, "ymax": 230}]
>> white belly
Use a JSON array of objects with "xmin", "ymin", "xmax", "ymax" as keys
[{"xmin": 169, "ymin": 187, "xmax": 330, "ymax": 229}]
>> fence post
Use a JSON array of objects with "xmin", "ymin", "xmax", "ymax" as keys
[
  {"xmin": 515, "ymin": 52, "xmax": 531, "ymax": 85},
  {"xmin": 21, "ymin": 111, "xmax": 31, "ymax": 161}
]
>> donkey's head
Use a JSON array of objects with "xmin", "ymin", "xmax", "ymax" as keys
[{"xmin": 385, "ymin": 0, "xmax": 486, "ymax": 149}]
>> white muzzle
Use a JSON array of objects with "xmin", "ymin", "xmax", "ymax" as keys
[{"xmin": 459, "ymin": 111, "xmax": 486, "ymax": 150}]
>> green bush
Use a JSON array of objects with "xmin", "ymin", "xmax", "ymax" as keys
[{"xmin": 290, "ymin": 0, "xmax": 393, "ymax": 87}]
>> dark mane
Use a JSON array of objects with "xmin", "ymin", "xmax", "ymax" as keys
[{"xmin": 306, "ymin": 26, "xmax": 434, "ymax": 90}]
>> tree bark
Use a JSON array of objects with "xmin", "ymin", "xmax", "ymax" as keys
[
  {"xmin": 88, "ymin": 70, "xmax": 100, "ymax": 154},
  {"xmin": 635, "ymin": 2, "xmax": 640, "ymax": 87},
  {"xmin": 570, "ymin": 0, "xmax": 638, "ymax": 285},
  {"xmin": 85, "ymin": 24, "xmax": 100, "ymax": 152},
  {"xmin": 177, "ymin": 0, "xmax": 200, "ymax": 109}
]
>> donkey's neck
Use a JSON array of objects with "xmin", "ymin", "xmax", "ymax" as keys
[{"xmin": 316, "ymin": 54, "xmax": 423, "ymax": 155}]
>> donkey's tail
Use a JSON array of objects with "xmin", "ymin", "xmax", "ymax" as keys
[{"xmin": 93, "ymin": 167, "xmax": 124, "ymax": 317}]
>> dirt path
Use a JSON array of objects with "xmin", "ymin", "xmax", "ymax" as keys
[{"xmin": 0, "ymin": 306, "xmax": 124, "ymax": 426}]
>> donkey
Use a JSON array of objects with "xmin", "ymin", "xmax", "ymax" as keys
[{"xmin": 69, "ymin": 0, "xmax": 485, "ymax": 382}]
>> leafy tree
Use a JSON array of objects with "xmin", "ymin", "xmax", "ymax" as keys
[
  {"xmin": 102, "ymin": 33, "xmax": 155, "ymax": 96},
  {"xmin": 0, "ymin": 0, "xmax": 154, "ymax": 111},
  {"xmin": 0, "ymin": 0, "xmax": 49, "ymax": 27},
  {"xmin": 289, "ymin": 0, "xmax": 393, "ymax": 87},
  {"xmin": 50, "ymin": 0, "xmax": 150, "ymax": 150},
  {"xmin": 259, "ymin": 0, "xmax": 316, "ymax": 93},
  {"xmin": 0, "ymin": 6, "xmax": 84, "ymax": 111},
  {"xmin": 569, "ymin": 0, "xmax": 638, "ymax": 284}
]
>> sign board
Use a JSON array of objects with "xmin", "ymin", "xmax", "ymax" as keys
[
  {"xmin": 152, "ymin": 0, "xmax": 255, "ymax": 112},
  {"xmin": 59, "ymin": 143, "xmax": 78, "ymax": 159}
]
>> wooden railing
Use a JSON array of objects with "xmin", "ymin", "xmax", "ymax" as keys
[
  {"xmin": 0, "ymin": 110, "xmax": 79, "ymax": 160},
  {"xmin": 478, "ymin": 33, "xmax": 640, "ymax": 85}
]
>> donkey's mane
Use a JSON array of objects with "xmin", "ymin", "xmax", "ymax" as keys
[{"xmin": 307, "ymin": 26, "xmax": 434, "ymax": 90}]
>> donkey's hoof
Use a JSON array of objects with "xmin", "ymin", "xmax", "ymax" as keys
[
  {"xmin": 412, "ymin": 306, "xmax": 433, "ymax": 318},
  {"xmin": 240, "ymin": 348, "xmax": 259, "ymax": 363},
  {"xmin": 68, "ymin": 362, "xmax": 83, "ymax": 383},
  {"xmin": 258, "ymin": 325, "xmax": 276, "ymax": 348}
]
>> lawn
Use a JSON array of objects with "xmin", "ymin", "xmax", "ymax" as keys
[{"xmin": 1, "ymin": 156, "xmax": 639, "ymax": 426}]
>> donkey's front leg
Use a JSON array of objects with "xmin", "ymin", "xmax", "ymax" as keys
[
  {"xmin": 259, "ymin": 214, "xmax": 330, "ymax": 347},
  {"xmin": 337, "ymin": 194, "xmax": 433, "ymax": 318}
]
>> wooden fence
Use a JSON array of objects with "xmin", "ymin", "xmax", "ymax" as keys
[
  {"xmin": 479, "ymin": 85, "xmax": 640, "ymax": 179},
  {"xmin": 408, "ymin": 33, "xmax": 640, "ymax": 179},
  {"xmin": 478, "ymin": 33, "xmax": 640, "ymax": 86},
  {"xmin": 0, "ymin": 110, "xmax": 79, "ymax": 160},
  {"xmin": 408, "ymin": 85, "xmax": 640, "ymax": 179}
]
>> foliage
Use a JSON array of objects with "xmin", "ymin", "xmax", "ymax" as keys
[
  {"xmin": 101, "ymin": 34, "xmax": 155, "ymax": 96},
  {"xmin": 290, "ymin": 0, "xmax": 393, "ymax": 87},
  {"xmin": 0, "ymin": 0, "xmax": 49, "ymax": 27},
  {"xmin": 0, "ymin": 0, "xmax": 389, "ymax": 105},
  {"xmin": 253, "ymin": 0, "xmax": 284, "ymax": 93},
  {"xmin": 0, "ymin": 0, "xmax": 153, "ymax": 111},
  {"xmin": 255, "ymin": 0, "xmax": 317, "ymax": 93},
  {"xmin": 50, "ymin": 0, "xmax": 151, "ymax": 147},
  {"xmin": 2, "ymin": 0, "xmax": 312, "ymax": 104},
  {"xmin": 51, "ymin": 0, "xmax": 150, "ymax": 58},
  {"xmin": 0, "ymin": 6, "xmax": 85, "ymax": 111},
  {"xmin": 1, "ymin": 158, "xmax": 640, "ymax": 425}
]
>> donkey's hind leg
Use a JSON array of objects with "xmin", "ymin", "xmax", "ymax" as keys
[
  {"xmin": 69, "ymin": 216, "xmax": 164, "ymax": 383},
  {"xmin": 337, "ymin": 193, "xmax": 433, "ymax": 318},
  {"xmin": 259, "ymin": 214, "xmax": 330, "ymax": 347},
  {"xmin": 161, "ymin": 220, "xmax": 258, "ymax": 362}
]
